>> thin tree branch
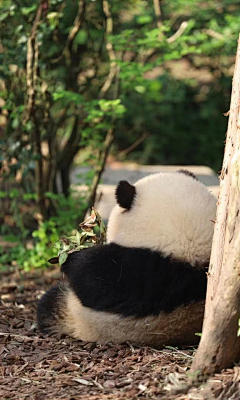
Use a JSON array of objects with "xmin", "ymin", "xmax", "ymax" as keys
[
  {"xmin": 25, "ymin": 0, "xmax": 48, "ymax": 220},
  {"xmin": 87, "ymin": 128, "xmax": 114, "ymax": 209},
  {"xmin": 152, "ymin": 0, "xmax": 162, "ymax": 30},
  {"xmin": 63, "ymin": 0, "xmax": 86, "ymax": 62},
  {"xmin": 99, "ymin": 0, "xmax": 117, "ymax": 98},
  {"xmin": 52, "ymin": 0, "xmax": 86, "ymax": 64},
  {"xmin": 141, "ymin": 1, "xmax": 188, "ymax": 65},
  {"xmin": 167, "ymin": 21, "xmax": 188, "ymax": 44},
  {"xmin": 84, "ymin": 0, "xmax": 121, "ymax": 210},
  {"xmin": 203, "ymin": 28, "xmax": 224, "ymax": 41},
  {"xmin": 119, "ymin": 132, "xmax": 149, "ymax": 156},
  {"xmin": 85, "ymin": 65, "xmax": 120, "ymax": 216},
  {"xmin": 59, "ymin": 115, "xmax": 81, "ymax": 166},
  {"xmin": 25, "ymin": 2, "xmax": 43, "ymax": 122}
]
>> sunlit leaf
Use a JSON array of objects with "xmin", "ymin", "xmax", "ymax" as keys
[
  {"xmin": 134, "ymin": 86, "xmax": 146, "ymax": 94},
  {"xmin": 22, "ymin": 5, "xmax": 37, "ymax": 15},
  {"xmin": 136, "ymin": 15, "xmax": 153, "ymax": 25}
]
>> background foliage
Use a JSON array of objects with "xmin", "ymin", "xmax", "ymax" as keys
[{"xmin": 0, "ymin": 0, "xmax": 239, "ymax": 269}]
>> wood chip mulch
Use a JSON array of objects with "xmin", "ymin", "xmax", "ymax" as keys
[{"xmin": 1, "ymin": 267, "xmax": 240, "ymax": 400}]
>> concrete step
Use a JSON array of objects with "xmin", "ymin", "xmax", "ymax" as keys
[{"xmin": 72, "ymin": 164, "xmax": 219, "ymax": 220}]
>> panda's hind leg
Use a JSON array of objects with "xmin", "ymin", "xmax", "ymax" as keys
[
  {"xmin": 37, "ymin": 283, "xmax": 99, "ymax": 341},
  {"xmin": 37, "ymin": 282, "xmax": 68, "ymax": 336}
]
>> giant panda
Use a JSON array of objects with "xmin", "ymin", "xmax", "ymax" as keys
[{"xmin": 37, "ymin": 170, "xmax": 217, "ymax": 348}]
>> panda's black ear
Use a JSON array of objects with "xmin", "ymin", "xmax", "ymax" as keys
[{"xmin": 115, "ymin": 181, "xmax": 136, "ymax": 210}]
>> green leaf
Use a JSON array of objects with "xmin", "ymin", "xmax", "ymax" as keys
[
  {"xmin": 12, "ymin": 117, "xmax": 19, "ymax": 129},
  {"xmin": 75, "ymin": 230, "xmax": 81, "ymax": 246},
  {"xmin": 23, "ymin": 193, "xmax": 37, "ymax": 201},
  {"xmin": 149, "ymin": 80, "xmax": 162, "ymax": 92},
  {"xmin": 17, "ymin": 35, "xmax": 28, "ymax": 45},
  {"xmin": 0, "ymin": 191, "xmax": 7, "ymax": 199},
  {"xmin": 136, "ymin": 15, "xmax": 153, "ymax": 25},
  {"xmin": 134, "ymin": 86, "xmax": 146, "ymax": 94},
  {"xmin": 9, "ymin": 189, "xmax": 19, "ymax": 198},
  {"xmin": 52, "ymin": 90, "xmax": 83, "ymax": 103},
  {"xmin": 59, "ymin": 252, "xmax": 68, "ymax": 266},
  {"xmin": 74, "ymin": 30, "xmax": 88, "ymax": 44},
  {"xmin": 0, "ymin": 12, "xmax": 9, "ymax": 22},
  {"xmin": 22, "ymin": 5, "xmax": 37, "ymax": 15}
]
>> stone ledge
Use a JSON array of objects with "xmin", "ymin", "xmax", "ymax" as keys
[{"xmin": 72, "ymin": 165, "xmax": 219, "ymax": 220}]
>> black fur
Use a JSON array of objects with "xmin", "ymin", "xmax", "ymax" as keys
[
  {"xmin": 37, "ymin": 283, "xmax": 65, "ymax": 334},
  {"xmin": 178, "ymin": 169, "xmax": 198, "ymax": 180},
  {"xmin": 115, "ymin": 181, "xmax": 136, "ymax": 210},
  {"xmin": 61, "ymin": 243, "xmax": 207, "ymax": 318}
]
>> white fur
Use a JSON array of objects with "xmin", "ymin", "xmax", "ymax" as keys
[
  {"xmin": 107, "ymin": 172, "xmax": 217, "ymax": 266},
  {"xmin": 60, "ymin": 289, "xmax": 205, "ymax": 347}
]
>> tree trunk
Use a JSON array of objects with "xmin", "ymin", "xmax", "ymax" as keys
[
  {"xmin": 60, "ymin": 165, "xmax": 71, "ymax": 197},
  {"xmin": 191, "ymin": 36, "xmax": 240, "ymax": 376}
]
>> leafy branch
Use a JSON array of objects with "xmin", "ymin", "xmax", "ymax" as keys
[{"xmin": 49, "ymin": 208, "xmax": 106, "ymax": 266}]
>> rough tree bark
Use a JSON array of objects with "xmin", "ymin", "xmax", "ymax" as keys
[{"xmin": 191, "ymin": 36, "xmax": 240, "ymax": 375}]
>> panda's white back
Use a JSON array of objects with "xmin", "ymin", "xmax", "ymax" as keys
[{"xmin": 107, "ymin": 172, "xmax": 217, "ymax": 266}]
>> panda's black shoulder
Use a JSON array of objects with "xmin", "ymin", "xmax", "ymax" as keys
[{"xmin": 61, "ymin": 243, "xmax": 122, "ymax": 274}]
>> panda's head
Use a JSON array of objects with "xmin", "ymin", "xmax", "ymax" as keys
[{"xmin": 107, "ymin": 170, "xmax": 217, "ymax": 267}]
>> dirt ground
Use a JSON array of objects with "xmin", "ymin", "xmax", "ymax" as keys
[{"xmin": 1, "ymin": 267, "xmax": 240, "ymax": 400}]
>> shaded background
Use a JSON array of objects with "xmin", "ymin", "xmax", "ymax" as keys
[{"xmin": 0, "ymin": 0, "xmax": 239, "ymax": 269}]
